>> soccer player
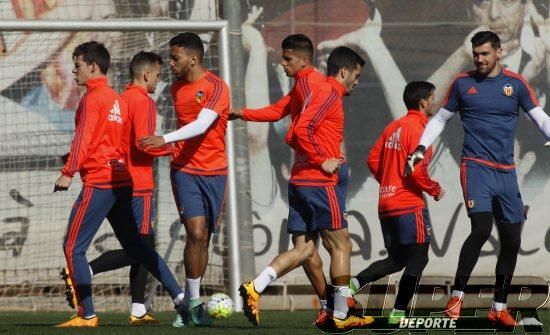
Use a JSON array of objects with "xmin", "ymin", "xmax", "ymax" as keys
[
  {"xmin": 139, "ymin": 32, "xmax": 230, "ymax": 327},
  {"xmin": 406, "ymin": 31, "xmax": 550, "ymax": 326},
  {"xmin": 349, "ymin": 81, "xmax": 444, "ymax": 324},
  {"xmin": 232, "ymin": 39, "xmax": 373, "ymax": 330},
  {"xmin": 63, "ymin": 51, "xmax": 172, "ymax": 325},
  {"xmin": 54, "ymin": 42, "xmax": 186, "ymax": 328}
]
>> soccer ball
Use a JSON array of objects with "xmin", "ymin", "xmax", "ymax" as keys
[{"xmin": 207, "ymin": 292, "xmax": 234, "ymax": 319}]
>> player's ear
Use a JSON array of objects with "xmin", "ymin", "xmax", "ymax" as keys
[
  {"xmin": 419, "ymin": 99, "xmax": 427, "ymax": 111},
  {"xmin": 496, "ymin": 47, "xmax": 503, "ymax": 60},
  {"xmin": 301, "ymin": 55, "xmax": 311, "ymax": 68},
  {"xmin": 143, "ymin": 69, "xmax": 151, "ymax": 82},
  {"xmin": 190, "ymin": 53, "xmax": 198, "ymax": 67},
  {"xmin": 340, "ymin": 67, "xmax": 349, "ymax": 80}
]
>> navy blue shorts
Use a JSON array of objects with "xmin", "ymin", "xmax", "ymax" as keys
[
  {"xmin": 337, "ymin": 162, "xmax": 349, "ymax": 199},
  {"xmin": 380, "ymin": 208, "xmax": 431, "ymax": 248},
  {"xmin": 170, "ymin": 169, "xmax": 227, "ymax": 231},
  {"xmin": 132, "ymin": 195, "xmax": 154, "ymax": 235},
  {"xmin": 460, "ymin": 160, "xmax": 525, "ymax": 223},
  {"xmin": 287, "ymin": 165, "xmax": 348, "ymax": 234}
]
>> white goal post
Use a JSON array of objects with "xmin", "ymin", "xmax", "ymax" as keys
[{"xmin": 0, "ymin": 19, "xmax": 243, "ymax": 311}]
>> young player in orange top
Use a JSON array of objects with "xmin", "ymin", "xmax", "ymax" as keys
[
  {"xmin": 54, "ymin": 42, "xmax": 186, "ymax": 328},
  {"xmin": 349, "ymin": 81, "xmax": 444, "ymax": 324},
  {"xmin": 139, "ymin": 32, "xmax": 230, "ymax": 327},
  {"xmin": 79, "ymin": 51, "xmax": 173, "ymax": 325}
]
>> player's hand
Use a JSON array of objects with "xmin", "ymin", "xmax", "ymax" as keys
[
  {"xmin": 321, "ymin": 158, "xmax": 341, "ymax": 174},
  {"xmin": 229, "ymin": 109, "xmax": 243, "ymax": 120},
  {"xmin": 434, "ymin": 189, "xmax": 445, "ymax": 201},
  {"xmin": 138, "ymin": 135, "xmax": 165, "ymax": 151},
  {"xmin": 54, "ymin": 175, "xmax": 72, "ymax": 192},
  {"xmin": 404, "ymin": 145, "xmax": 426, "ymax": 177}
]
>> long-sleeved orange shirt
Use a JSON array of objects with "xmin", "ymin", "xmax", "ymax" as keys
[
  {"xmin": 242, "ymin": 67, "xmax": 342, "ymax": 186},
  {"xmin": 367, "ymin": 109, "xmax": 441, "ymax": 218},
  {"xmin": 287, "ymin": 76, "xmax": 345, "ymax": 186},
  {"xmin": 61, "ymin": 76, "xmax": 132, "ymax": 188},
  {"xmin": 122, "ymin": 84, "xmax": 173, "ymax": 195}
]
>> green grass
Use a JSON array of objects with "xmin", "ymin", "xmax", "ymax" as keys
[
  {"xmin": 0, "ymin": 311, "xmax": 320, "ymax": 335},
  {"xmin": 1, "ymin": 309, "xmax": 549, "ymax": 335}
]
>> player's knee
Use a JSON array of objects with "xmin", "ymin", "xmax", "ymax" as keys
[
  {"xmin": 501, "ymin": 234, "xmax": 521, "ymax": 252},
  {"xmin": 404, "ymin": 260, "xmax": 427, "ymax": 277},
  {"xmin": 469, "ymin": 212, "xmax": 493, "ymax": 240},
  {"xmin": 140, "ymin": 234, "xmax": 155, "ymax": 250},
  {"xmin": 298, "ymin": 243, "xmax": 316, "ymax": 260},
  {"xmin": 308, "ymin": 253, "xmax": 323, "ymax": 268},
  {"xmin": 332, "ymin": 233, "xmax": 352, "ymax": 254},
  {"xmin": 342, "ymin": 236, "xmax": 352, "ymax": 253},
  {"xmin": 389, "ymin": 255, "xmax": 407, "ymax": 271},
  {"xmin": 186, "ymin": 227, "xmax": 209, "ymax": 244}
]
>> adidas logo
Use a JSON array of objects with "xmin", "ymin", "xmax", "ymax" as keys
[
  {"xmin": 384, "ymin": 127, "xmax": 401, "ymax": 150},
  {"xmin": 467, "ymin": 86, "xmax": 478, "ymax": 95},
  {"xmin": 108, "ymin": 100, "xmax": 122, "ymax": 124}
]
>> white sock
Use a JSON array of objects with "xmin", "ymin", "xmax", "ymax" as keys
[
  {"xmin": 186, "ymin": 277, "xmax": 201, "ymax": 301},
  {"xmin": 253, "ymin": 266, "xmax": 277, "ymax": 294},
  {"xmin": 333, "ymin": 285, "xmax": 350, "ymax": 320},
  {"xmin": 451, "ymin": 290, "xmax": 464, "ymax": 300},
  {"xmin": 492, "ymin": 301, "xmax": 506, "ymax": 311},
  {"xmin": 173, "ymin": 292, "xmax": 185, "ymax": 306},
  {"xmin": 320, "ymin": 299, "xmax": 327, "ymax": 311},
  {"xmin": 84, "ymin": 314, "xmax": 96, "ymax": 319},
  {"xmin": 392, "ymin": 308, "xmax": 405, "ymax": 314},
  {"xmin": 89, "ymin": 265, "xmax": 93, "ymax": 276},
  {"xmin": 131, "ymin": 303, "xmax": 146, "ymax": 317}
]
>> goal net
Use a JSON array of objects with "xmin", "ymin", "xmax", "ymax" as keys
[{"xmin": 0, "ymin": 0, "xmax": 231, "ymax": 312}]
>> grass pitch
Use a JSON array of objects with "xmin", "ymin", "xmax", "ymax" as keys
[{"xmin": 1, "ymin": 309, "xmax": 549, "ymax": 334}]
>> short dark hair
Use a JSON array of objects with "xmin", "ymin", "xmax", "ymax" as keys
[
  {"xmin": 72, "ymin": 41, "xmax": 110, "ymax": 74},
  {"xmin": 130, "ymin": 51, "xmax": 163, "ymax": 79},
  {"xmin": 471, "ymin": 30, "xmax": 501, "ymax": 49},
  {"xmin": 281, "ymin": 34, "xmax": 314, "ymax": 58},
  {"xmin": 326, "ymin": 46, "xmax": 365, "ymax": 76},
  {"xmin": 403, "ymin": 81, "xmax": 435, "ymax": 110},
  {"xmin": 169, "ymin": 32, "xmax": 204, "ymax": 61}
]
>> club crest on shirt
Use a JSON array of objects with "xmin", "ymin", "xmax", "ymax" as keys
[
  {"xmin": 467, "ymin": 199, "xmax": 475, "ymax": 209},
  {"xmin": 503, "ymin": 84, "xmax": 513, "ymax": 97},
  {"xmin": 195, "ymin": 90, "xmax": 205, "ymax": 104}
]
